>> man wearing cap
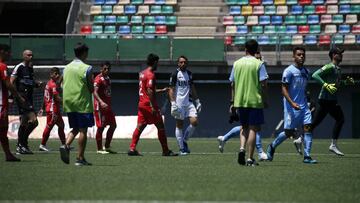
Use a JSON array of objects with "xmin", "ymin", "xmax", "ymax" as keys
[{"xmin": 311, "ymin": 47, "xmax": 355, "ymax": 156}]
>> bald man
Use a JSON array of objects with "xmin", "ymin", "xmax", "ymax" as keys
[{"xmin": 11, "ymin": 50, "xmax": 43, "ymax": 154}]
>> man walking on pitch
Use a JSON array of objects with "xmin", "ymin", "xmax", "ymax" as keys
[
  {"xmin": 230, "ymin": 40, "xmax": 268, "ymax": 166},
  {"xmin": 266, "ymin": 47, "xmax": 317, "ymax": 164},
  {"xmin": 311, "ymin": 47, "xmax": 355, "ymax": 156},
  {"xmin": 128, "ymin": 53, "xmax": 177, "ymax": 157},
  {"xmin": 60, "ymin": 43, "xmax": 94, "ymax": 166},
  {"xmin": 93, "ymin": 62, "xmax": 117, "ymax": 154},
  {"xmin": 169, "ymin": 55, "xmax": 201, "ymax": 155}
]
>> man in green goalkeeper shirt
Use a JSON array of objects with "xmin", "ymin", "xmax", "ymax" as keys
[{"xmin": 311, "ymin": 47, "xmax": 355, "ymax": 156}]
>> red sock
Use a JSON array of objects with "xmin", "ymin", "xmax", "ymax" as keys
[
  {"xmin": 130, "ymin": 128, "xmax": 141, "ymax": 151},
  {"xmin": 96, "ymin": 128, "xmax": 104, "ymax": 150},
  {"xmin": 41, "ymin": 126, "xmax": 52, "ymax": 145},
  {"xmin": 157, "ymin": 128, "xmax": 169, "ymax": 153},
  {"xmin": 0, "ymin": 129, "xmax": 11, "ymax": 157},
  {"xmin": 105, "ymin": 127, "xmax": 115, "ymax": 148}
]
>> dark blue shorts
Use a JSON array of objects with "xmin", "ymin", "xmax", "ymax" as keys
[
  {"xmin": 238, "ymin": 108, "xmax": 264, "ymax": 126},
  {"xmin": 67, "ymin": 112, "xmax": 94, "ymax": 129}
]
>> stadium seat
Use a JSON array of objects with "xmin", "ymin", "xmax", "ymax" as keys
[
  {"xmin": 234, "ymin": 16, "xmax": 245, "ymax": 24},
  {"xmin": 250, "ymin": 0, "xmax": 262, "ymax": 5},
  {"xmin": 351, "ymin": 0, "xmax": 360, "ymax": 3},
  {"xmin": 339, "ymin": 0, "xmax": 350, "ymax": 2},
  {"xmin": 237, "ymin": 25, "xmax": 248, "ymax": 34},
  {"xmin": 315, "ymin": 5, "xmax": 326, "ymax": 14},
  {"xmin": 276, "ymin": 25, "xmax": 287, "ymax": 33},
  {"xmin": 155, "ymin": 25, "xmax": 167, "ymax": 34},
  {"xmin": 132, "ymin": 0, "xmax": 144, "ymax": 4},
  {"xmin": 105, "ymin": 0, "xmax": 118, "ymax": 4},
  {"xmin": 259, "ymin": 16, "xmax": 271, "ymax": 25},
  {"xmin": 277, "ymin": 6, "xmax": 288, "ymax": 15},
  {"xmin": 352, "ymin": 25, "xmax": 360, "ymax": 33},
  {"xmin": 308, "ymin": 15, "xmax": 319, "ymax": 24},
  {"xmin": 291, "ymin": 5, "xmax": 303, "ymax": 15},
  {"xmin": 286, "ymin": 25, "xmax": 298, "ymax": 33},
  {"xmin": 242, "ymin": 6, "xmax": 253, "ymax": 15},
  {"xmin": 271, "ymin": 15, "xmax": 283, "ymax": 24},
  {"xmin": 339, "ymin": 24, "xmax": 351, "ymax": 33},
  {"xmin": 92, "ymin": 25, "xmax": 103, "ymax": 34},
  {"xmin": 144, "ymin": 0, "xmax": 155, "ymax": 4},
  {"xmin": 262, "ymin": 0, "xmax": 274, "ymax": 5},
  {"xmin": 90, "ymin": 5, "xmax": 102, "ymax": 15},
  {"xmin": 225, "ymin": 26, "xmax": 237, "ymax": 34},
  {"xmin": 93, "ymin": 0, "xmax": 105, "ymax": 4},
  {"xmin": 226, "ymin": 0, "xmax": 238, "ymax": 5},
  {"xmin": 118, "ymin": 25, "xmax": 131, "ymax": 34},
  {"xmin": 131, "ymin": 25, "xmax": 143, "ymax": 33},
  {"xmin": 339, "ymin": 5, "xmax": 351, "ymax": 14},
  {"xmin": 304, "ymin": 5, "xmax": 315, "ymax": 14},
  {"xmin": 247, "ymin": 16, "xmax": 258, "ymax": 25},
  {"xmin": 280, "ymin": 35, "xmax": 292, "ymax": 44},
  {"xmin": 144, "ymin": 25, "xmax": 156, "ymax": 33},
  {"xmin": 265, "ymin": 6, "xmax": 276, "ymax": 15},
  {"xmin": 80, "ymin": 25, "xmax": 92, "ymax": 34},
  {"xmin": 333, "ymin": 15, "xmax": 344, "ymax": 23},
  {"xmin": 93, "ymin": 15, "xmax": 105, "ymax": 24},
  {"xmin": 247, "ymin": 35, "xmax": 257, "ymax": 41},
  {"xmin": 264, "ymin": 25, "xmax": 276, "ymax": 33},
  {"xmin": 258, "ymin": 35, "xmax": 270, "ymax": 45},
  {"xmin": 327, "ymin": 5, "xmax": 339, "ymax": 14},
  {"xmin": 326, "ymin": 0, "xmax": 338, "ymax": 4},
  {"xmin": 253, "ymin": 6, "xmax": 265, "ymax": 15},
  {"xmin": 252, "ymin": 25, "xmax": 263, "ymax": 33},
  {"xmin": 238, "ymin": 0, "xmax": 249, "ymax": 5},
  {"xmin": 118, "ymin": 0, "xmax": 130, "ymax": 4},
  {"xmin": 151, "ymin": 5, "xmax": 162, "ymax": 14},
  {"xmin": 321, "ymin": 15, "xmax": 332, "ymax": 24},
  {"xmin": 312, "ymin": 0, "xmax": 324, "ymax": 3},
  {"xmin": 137, "ymin": 6, "xmax": 150, "ymax": 15},
  {"xmin": 345, "ymin": 14, "xmax": 358, "ymax": 24},
  {"xmin": 292, "ymin": 35, "xmax": 303, "ymax": 45},
  {"xmin": 155, "ymin": 0, "xmax": 166, "ymax": 4},
  {"xmin": 344, "ymin": 34, "xmax": 355, "ymax": 44},
  {"xmin": 234, "ymin": 36, "xmax": 246, "ymax": 45},
  {"xmin": 117, "ymin": 16, "xmax": 129, "ymax": 24},
  {"xmin": 310, "ymin": 25, "xmax": 321, "ymax": 33},
  {"xmin": 131, "ymin": 16, "xmax": 143, "ymax": 24},
  {"xmin": 125, "ymin": 5, "xmax": 136, "ymax": 14},
  {"xmin": 144, "ymin": 16, "xmax": 155, "ymax": 24},
  {"xmin": 101, "ymin": 5, "xmax": 113, "ymax": 14},
  {"xmin": 351, "ymin": 5, "xmax": 360, "ymax": 14},
  {"xmin": 286, "ymin": 0, "xmax": 298, "ymax": 5},
  {"xmin": 269, "ymin": 35, "xmax": 278, "ymax": 44},
  {"xmin": 166, "ymin": 16, "xmax": 177, "ymax": 25},
  {"xmin": 299, "ymin": 0, "xmax": 312, "ymax": 5},
  {"xmin": 113, "ymin": 5, "xmax": 124, "ymax": 14},
  {"xmin": 274, "ymin": 0, "xmax": 286, "ymax": 5},
  {"xmin": 104, "ymin": 25, "xmax": 116, "ymax": 33},
  {"xmin": 155, "ymin": 16, "xmax": 166, "ymax": 24},
  {"xmin": 223, "ymin": 16, "xmax": 235, "ymax": 25},
  {"xmin": 285, "ymin": 16, "xmax": 296, "ymax": 24},
  {"xmin": 298, "ymin": 25, "xmax": 310, "ymax": 33},
  {"xmin": 166, "ymin": 0, "xmax": 177, "ymax": 5},
  {"xmin": 224, "ymin": 36, "xmax": 232, "ymax": 45},
  {"xmin": 304, "ymin": 35, "xmax": 317, "ymax": 44},
  {"xmin": 162, "ymin": 6, "xmax": 174, "ymax": 14},
  {"xmin": 105, "ymin": 15, "xmax": 116, "ymax": 24},
  {"xmin": 325, "ymin": 24, "xmax": 337, "ymax": 33},
  {"xmin": 356, "ymin": 35, "xmax": 360, "ymax": 44},
  {"xmin": 333, "ymin": 34, "xmax": 344, "ymax": 44},
  {"xmin": 319, "ymin": 35, "xmax": 331, "ymax": 45},
  {"xmin": 296, "ymin": 15, "xmax": 307, "ymax": 24},
  {"xmin": 230, "ymin": 6, "xmax": 241, "ymax": 15}
]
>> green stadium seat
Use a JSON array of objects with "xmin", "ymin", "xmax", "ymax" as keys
[
  {"xmin": 93, "ymin": 15, "xmax": 105, "ymax": 24},
  {"xmin": 246, "ymin": 35, "xmax": 258, "ymax": 41},
  {"xmin": 144, "ymin": 16, "xmax": 156, "ymax": 24},
  {"xmin": 132, "ymin": 0, "xmax": 144, "ymax": 4},
  {"xmin": 303, "ymin": 5, "xmax": 315, "ymax": 14},
  {"xmin": 238, "ymin": 0, "xmax": 249, "ymax": 5},
  {"xmin": 85, "ymin": 34, "xmax": 97, "ymax": 39},
  {"xmin": 287, "ymin": 0, "xmax": 298, "ymax": 5},
  {"xmin": 351, "ymin": 5, "xmax": 360, "ymax": 14},
  {"xmin": 144, "ymin": 25, "xmax": 156, "ymax": 33},
  {"xmin": 333, "ymin": 35, "xmax": 344, "ymax": 44},
  {"xmin": 264, "ymin": 25, "xmax": 276, "ymax": 33},
  {"xmin": 151, "ymin": 5, "xmax": 162, "ymax": 14},
  {"xmin": 269, "ymin": 35, "xmax": 278, "ymax": 45},
  {"xmin": 117, "ymin": 16, "xmax": 129, "ymax": 24},
  {"xmin": 101, "ymin": 5, "xmax": 113, "ymax": 14},
  {"xmin": 234, "ymin": 36, "xmax": 246, "ymax": 45},
  {"xmin": 226, "ymin": 0, "xmax": 238, "ymax": 4},
  {"xmin": 265, "ymin": 5, "xmax": 276, "ymax": 15},
  {"xmin": 104, "ymin": 25, "xmax": 116, "ymax": 34},
  {"xmin": 252, "ymin": 25, "xmax": 263, "ymax": 34},
  {"xmin": 280, "ymin": 35, "xmax": 292, "ymax": 45},
  {"xmin": 285, "ymin": 16, "xmax": 296, "ymax": 24},
  {"xmin": 339, "ymin": 0, "xmax": 350, "ymax": 3},
  {"xmin": 333, "ymin": 15, "xmax": 344, "ymax": 24},
  {"xmin": 276, "ymin": 25, "xmax": 287, "ymax": 33},
  {"xmin": 296, "ymin": 15, "xmax": 307, "ymax": 24},
  {"xmin": 310, "ymin": 25, "xmax": 321, "ymax": 33},
  {"xmin": 92, "ymin": 25, "xmax": 103, "ymax": 34},
  {"xmin": 234, "ymin": 16, "xmax": 245, "ymax": 25},
  {"xmin": 132, "ymin": 25, "xmax": 143, "ymax": 33},
  {"xmin": 131, "ymin": 16, "xmax": 143, "ymax": 24},
  {"xmin": 166, "ymin": 16, "xmax": 177, "ymax": 25},
  {"xmin": 162, "ymin": 5, "xmax": 174, "ymax": 14}
]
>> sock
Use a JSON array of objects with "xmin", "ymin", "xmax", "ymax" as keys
[
  {"xmin": 157, "ymin": 128, "xmax": 169, "ymax": 153},
  {"xmin": 175, "ymin": 127, "xmax": 184, "ymax": 150},
  {"xmin": 271, "ymin": 131, "xmax": 287, "ymax": 149},
  {"xmin": 0, "ymin": 129, "xmax": 11, "ymax": 157},
  {"xmin": 129, "ymin": 128, "xmax": 141, "ymax": 151},
  {"xmin": 184, "ymin": 124, "xmax": 195, "ymax": 141},
  {"xmin": 223, "ymin": 126, "xmax": 241, "ymax": 142},
  {"xmin": 25, "ymin": 122, "xmax": 38, "ymax": 146},
  {"xmin": 41, "ymin": 125, "xmax": 52, "ymax": 145},
  {"xmin": 331, "ymin": 139, "xmax": 337, "ymax": 146},
  {"xmin": 105, "ymin": 127, "xmax": 115, "ymax": 148},
  {"xmin": 303, "ymin": 132, "xmax": 313, "ymax": 157},
  {"xmin": 255, "ymin": 133, "xmax": 263, "ymax": 154},
  {"xmin": 95, "ymin": 128, "xmax": 104, "ymax": 150},
  {"xmin": 18, "ymin": 125, "xmax": 27, "ymax": 146}
]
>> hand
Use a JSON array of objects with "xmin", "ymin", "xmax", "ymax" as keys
[
  {"xmin": 291, "ymin": 102, "xmax": 300, "ymax": 110},
  {"xmin": 171, "ymin": 102, "xmax": 180, "ymax": 117},
  {"xmin": 323, "ymin": 83, "xmax": 337, "ymax": 94},
  {"xmin": 345, "ymin": 76, "xmax": 355, "ymax": 86},
  {"xmin": 229, "ymin": 105, "xmax": 239, "ymax": 124},
  {"xmin": 194, "ymin": 99, "xmax": 202, "ymax": 113},
  {"xmin": 100, "ymin": 101, "xmax": 109, "ymax": 110},
  {"xmin": 37, "ymin": 109, "xmax": 44, "ymax": 116}
]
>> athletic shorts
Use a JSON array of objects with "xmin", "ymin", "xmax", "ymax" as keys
[
  {"xmin": 172, "ymin": 103, "xmax": 198, "ymax": 120},
  {"xmin": 238, "ymin": 107, "xmax": 264, "ymax": 126},
  {"xmin": 46, "ymin": 111, "xmax": 64, "ymax": 127},
  {"xmin": 94, "ymin": 109, "xmax": 116, "ymax": 128},
  {"xmin": 67, "ymin": 112, "xmax": 94, "ymax": 129},
  {"xmin": 137, "ymin": 105, "xmax": 163, "ymax": 125},
  {"xmin": 284, "ymin": 107, "xmax": 312, "ymax": 130}
]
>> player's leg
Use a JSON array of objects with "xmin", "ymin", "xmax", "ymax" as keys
[
  {"xmin": 0, "ymin": 113, "xmax": 20, "ymax": 161},
  {"xmin": 255, "ymin": 132, "xmax": 268, "ymax": 161},
  {"xmin": 95, "ymin": 127, "xmax": 106, "ymax": 153},
  {"xmin": 301, "ymin": 108, "xmax": 317, "ymax": 163},
  {"xmin": 217, "ymin": 126, "xmax": 241, "ymax": 153},
  {"xmin": 246, "ymin": 125, "xmax": 259, "ymax": 166},
  {"xmin": 328, "ymin": 104, "xmax": 345, "ymax": 156},
  {"xmin": 39, "ymin": 113, "xmax": 56, "ymax": 152},
  {"xmin": 238, "ymin": 125, "xmax": 248, "ymax": 165},
  {"xmin": 128, "ymin": 122, "xmax": 146, "ymax": 155},
  {"xmin": 56, "ymin": 115, "xmax": 66, "ymax": 145},
  {"xmin": 183, "ymin": 104, "xmax": 198, "ymax": 152},
  {"xmin": 17, "ymin": 113, "xmax": 33, "ymax": 154},
  {"xmin": 311, "ymin": 100, "xmax": 329, "ymax": 131},
  {"xmin": 175, "ymin": 119, "xmax": 185, "ymax": 153},
  {"xmin": 24, "ymin": 111, "xmax": 38, "ymax": 146},
  {"xmin": 104, "ymin": 117, "xmax": 117, "ymax": 154}
]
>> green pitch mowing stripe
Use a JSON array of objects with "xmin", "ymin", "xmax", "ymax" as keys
[{"xmin": 1, "ymin": 138, "xmax": 360, "ymax": 202}]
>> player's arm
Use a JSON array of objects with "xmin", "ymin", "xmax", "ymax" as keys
[
  {"xmin": 156, "ymin": 87, "xmax": 168, "ymax": 93},
  {"xmin": 312, "ymin": 64, "xmax": 337, "ymax": 94},
  {"xmin": 85, "ymin": 66, "xmax": 94, "ymax": 93},
  {"xmin": 5, "ymin": 78, "xmax": 26, "ymax": 107},
  {"xmin": 282, "ymin": 83, "xmax": 300, "ymax": 110},
  {"xmin": 259, "ymin": 63, "xmax": 269, "ymax": 108},
  {"xmin": 93, "ymin": 84, "xmax": 108, "ymax": 109}
]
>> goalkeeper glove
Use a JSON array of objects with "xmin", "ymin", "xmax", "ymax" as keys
[
  {"xmin": 171, "ymin": 102, "xmax": 180, "ymax": 117},
  {"xmin": 323, "ymin": 83, "xmax": 337, "ymax": 94},
  {"xmin": 194, "ymin": 99, "xmax": 202, "ymax": 113},
  {"xmin": 344, "ymin": 76, "xmax": 355, "ymax": 86}
]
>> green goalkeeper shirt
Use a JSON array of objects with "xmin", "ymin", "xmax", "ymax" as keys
[{"xmin": 312, "ymin": 63, "xmax": 341, "ymax": 101}]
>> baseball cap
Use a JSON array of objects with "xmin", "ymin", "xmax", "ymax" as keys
[{"xmin": 329, "ymin": 47, "xmax": 344, "ymax": 59}]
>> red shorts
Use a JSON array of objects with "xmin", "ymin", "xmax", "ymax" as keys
[
  {"xmin": 94, "ymin": 109, "xmax": 116, "ymax": 128},
  {"xmin": 46, "ymin": 111, "xmax": 64, "ymax": 127},
  {"xmin": 137, "ymin": 105, "xmax": 163, "ymax": 125}
]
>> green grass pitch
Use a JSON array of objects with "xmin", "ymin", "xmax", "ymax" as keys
[{"xmin": 1, "ymin": 138, "xmax": 360, "ymax": 202}]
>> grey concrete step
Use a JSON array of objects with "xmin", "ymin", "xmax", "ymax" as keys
[
  {"xmin": 177, "ymin": 7, "xmax": 222, "ymax": 16},
  {"xmin": 175, "ymin": 26, "xmax": 217, "ymax": 35},
  {"xmin": 179, "ymin": 0, "xmax": 225, "ymax": 6},
  {"xmin": 178, "ymin": 16, "xmax": 221, "ymax": 26}
]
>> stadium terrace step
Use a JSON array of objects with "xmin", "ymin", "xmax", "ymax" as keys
[
  {"xmin": 178, "ymin": 17, "xmax": 221, "ymax": 26},
  {"xmin": 177, "ymin": 7, "xmax": 222, "ymax": 16},
  {"xmin": 175, "ymin": 26, "xmax": 217, "ymax": 35},
  {"xmin": 180, "ymin": 0, "xmax": 225, "ymax": 6}
]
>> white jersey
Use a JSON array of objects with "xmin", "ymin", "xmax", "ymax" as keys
[{"xmin": 169, "ymin": 68, "xmax": 193, "ymax": 107}]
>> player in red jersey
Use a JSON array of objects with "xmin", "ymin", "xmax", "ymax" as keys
[
  {"xmin": 38, "ymin": 67, "xmax": 65, "ymax": 152},
  {"xmin": 0, "ymin": 44, "xmax": 26, "ymax": 161},
  {"xmin": 93, "ymin": 62, "xmax": 117, "ymax": 154},
  {"xmin": 128, "ymin": 53, "xmax": 177, "ymax": 156}
]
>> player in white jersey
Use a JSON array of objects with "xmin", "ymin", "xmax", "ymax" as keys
[{"xmin": 169, "ymin": 56, "xmax": 201, "ymax": 155}]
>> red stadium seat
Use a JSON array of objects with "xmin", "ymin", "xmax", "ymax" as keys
[
  {"xmin": 315, "ymin": 5, "xmax": 326, "ymax": 14},
  {"xmin": 223, "ymin": 16, "xmax": 234, "ymax": 25},
  {"xmin": 298, "ymin": 25, "xmax": 310, "ymax": 34},
  {"xmin": 352, "ymin": 25, "xmax": 360, "ymax": 34},
  {"xmin": 80, "ymin": 25, "xmax": 92, "ymax": 34},
  {"xmin": 155, "ymin": 25, "xmax": 167, "ymax": 34},
  {"xmin": 299, "ymin": 0, "xmax": 312, "ymax": 5},
  {"xmin": 319, "ymin": 35, "xmax": 331, "ymax": 45},
  {"xmin": 249, "ymin": 0, "xmax": 262, "ymax": 5},
  {"xmin": 225, "ymin": 36, "xmax": 233, "ymax": 45}
]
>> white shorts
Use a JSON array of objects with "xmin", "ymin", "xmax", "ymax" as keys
[{"xmin": 173, "ymin": 103, "xmax": 198, "ymax": 120}]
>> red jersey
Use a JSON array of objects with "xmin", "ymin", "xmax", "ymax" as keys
[
  {"xmin": 93, "ymin": 73, "xmax": 112, "ymax": 111},
  {"xmin": 44, "ymin": 79, "xmax": 60, "ymax": 113},
  {"xmin": 0, "ymin": 62, "xmax": 9, "ymax": 110},
  {"xmin": 138, "ymin": 68, "xmax": 158, "ymax": 108}
]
